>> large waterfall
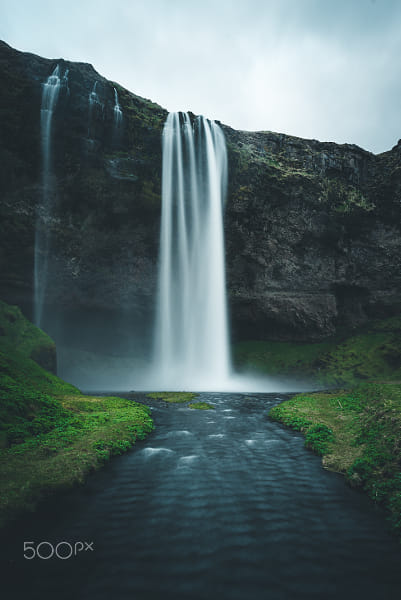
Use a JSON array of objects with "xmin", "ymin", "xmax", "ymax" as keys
[
  {"xmin": 153, "ymin": 112, "xmax": 231, "ymax": 390},
  {"xmin": 34, "ymin": 65, "xmax": 62, "ymax": 327}
]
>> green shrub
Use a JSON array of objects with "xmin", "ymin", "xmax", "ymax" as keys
[{"xmin": 304, "ymin": 424, "xmax": 334, "ymax": 455}]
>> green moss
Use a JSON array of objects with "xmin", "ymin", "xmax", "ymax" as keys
[
  {"xmin": 269, "ymin": 384, "xmax": 401, "ymax": 539},
  {"xmin": 322, "ymin": 179, "xmax": 375, "ymax": 213},
  {"xmin": 227, "ymin": 141, "xmax": 315, "ymax": 183},
  {"xmin": 305, "ymin": 424, "xmax": 335, "ymax": 455},
  {"xmin": 141, "ymin": 179, "xmax": 160, "ymax": 208},
  {"xmin": 146, "ymin": 391, "xmax": 197, "ymax": 403},
  {"xmin": 188, "ymin": 402, "xmax": 214, "ymax": 410},
  {"xmin": 0, "ymin": 300, "xmax": 56, "ymax": 371},
  {"xmin": 0, "ymin": 394, "xmax": 154, "ymax": 528},
  {"xmin": 233, "ymin": 339, "xmax": 332, "ymax": 380},
  {"xmin": 0, "ymin": 300, "xmax": 154, "ymax": 528},
  {"xmin": 234, "ymin": 314, "xmax": 401, "ymax": 387}
]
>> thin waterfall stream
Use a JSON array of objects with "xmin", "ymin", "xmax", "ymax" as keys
[
  {"xmin": 113, "ymin": 87, "xmax": 123, "ymax": 127},
  {"xmin": 34, "ymin": 65, "xmax": 61, "ymax": 328}
]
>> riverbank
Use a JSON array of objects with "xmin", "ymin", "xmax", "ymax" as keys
[
  {"xmin": 0, "ymin": 301, "xmax": 154, "ymax": 528},
  {"xmin": 234, "ymin": 314, "xmax": 401, "ymax": 387},
  {"xmin": 269, "ymin": 383, "xmax": 401, "ymax": 539}
]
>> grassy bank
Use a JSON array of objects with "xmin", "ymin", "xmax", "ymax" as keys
[
  {"xmin": 269, "ymin": 384, "xmax": 401, "ymax": 539},
  {"xmin": 0, "ymin": 301, "xmax": 154, "ymax": 528},
  {"xmin": 234, "ymin": 315, "xmax": 401, "ymax": 387}
]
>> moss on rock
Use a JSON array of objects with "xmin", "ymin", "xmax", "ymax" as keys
[
  {"xmin": 0, "ymin": 300, "xmax": 57, "ymax": 373},
  {"xmin": 188, "ymin": 402, "xmax": 214, "ymax": 410},
  {"xmin": 146, "ymin": 391, "xmax": 197, "ymax": 403},
  {"xmin": 233, "ymin": 314, "xmax": 401, "ymax": 387}
]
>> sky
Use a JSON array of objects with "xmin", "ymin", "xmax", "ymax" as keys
[{"xmin": 1, "ymin": 0, "xmax": 400, "ymax": 154}]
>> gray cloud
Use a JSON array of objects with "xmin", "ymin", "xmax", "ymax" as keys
[{"xmin": 1, "ymin": 0, "xmax": 400, "ymax": 153}]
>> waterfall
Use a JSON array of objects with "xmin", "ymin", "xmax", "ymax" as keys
[
  {"xmin": 113, "ymin": 87, "xmax": 122, "ymax": 127},
  {"xmin": 153, "ymin": 112, "xmax": 231, "ymax": 390},
  {"xmin": 89, "ymin": 81, "xmax": 100, "ymax": 111},
  {"xmin": 40, "ymin": 65, "xmax": 61, "ymax": 196},
  {"xmin": 88, "ymin": 81, "xmax": 103, "ymax": 138},
  {"xmin": 34, "ymin": 64, "xmax": 62, "ymax": 328}
]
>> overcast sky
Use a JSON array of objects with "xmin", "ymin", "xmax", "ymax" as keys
[{"xmin": 1, "ymin": 0, "xmax": 400, "ymax": 153}]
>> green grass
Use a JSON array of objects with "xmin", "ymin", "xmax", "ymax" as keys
[
  {"xmin": 0, "ymin": 300, "xmax": 56, "ymax": 371},
  {"xmin": 233, "ymin": 314, "xmax": 401, "ymax": 387},
  {"xmin": 0, "ymin": 394, "xmax": 153, "ymax": 528},
  {"xmin": 269, "ymin": 383, "xmax": 401, "ymax": 539},
  {"xmin": 0, "ymin": 300, "xmax": 154, "ymax": 528},
  {"xmin": 0, "ymin": 300, "xmax": 53, "ymax": 357},
  {"xmin": 146, "ymin": 391, "xmax": 197, "ymax": 403},
  {"xmin": 188, "ymin": 402, "xmax": 214, "ymax": 410},
  {"xmin": 0, "ymin": 345, "xmax": 80, "ymax": 447}
]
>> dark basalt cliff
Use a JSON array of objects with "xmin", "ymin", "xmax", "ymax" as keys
[
  {"xmin": 1, "ymin": 40, "xmax": 401, "ymax": 362},
  {"xmin": 224, "ymin": 128, "xmax": 401, "ymax": 341}
]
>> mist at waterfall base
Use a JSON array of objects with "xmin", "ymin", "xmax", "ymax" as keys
[{"xmin": 58, "ymin": 113, "xmax": 309, "ymax": 394}]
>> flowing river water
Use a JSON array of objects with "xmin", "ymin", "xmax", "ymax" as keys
[{"xmin": 2, "ymin": 392, "xmax": 401, "ymax": 599}]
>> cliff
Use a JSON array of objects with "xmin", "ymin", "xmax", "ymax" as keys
[
  {"xmin": 1, "ymin": 40, "xmax": 401, "ymax": 376},
  {"xmin": 223, "ymin": 128, "xmax": 401, "ymax": 341}
]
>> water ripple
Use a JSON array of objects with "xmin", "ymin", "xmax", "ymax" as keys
[{"xmin": 2, "ymin": 392, "xmax": 401, "ymax": 600}]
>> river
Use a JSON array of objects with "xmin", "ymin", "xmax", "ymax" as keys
[{"xmin": 2, "ymin": 392, "xmax": 401, "ymax": 599}]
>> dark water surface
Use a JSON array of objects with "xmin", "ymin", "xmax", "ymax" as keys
[{"xmin": 2, "ymin": 392, "xmax": 401, "ymax": 600}]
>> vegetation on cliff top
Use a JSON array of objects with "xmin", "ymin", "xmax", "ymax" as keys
[
  {"xmin": 269, "ymin": 384, "xmax": 401, "ymax": 540},
  {"xmin": 0, "ymin": 301, "xmax": 154, "ymax": 529}
]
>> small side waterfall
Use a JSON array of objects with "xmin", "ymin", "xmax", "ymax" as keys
[
  {"xmin": 89, "ymin": 81, "xmax": 101, "ymax": 116},
  {"xmin": 113, "ymin": 87, "xmax": 123, "ymax": 127},
  {"xmin": 89, "ymin": 81, "xmax": 98, "ymax": 104},
  {"xmin": 153, "ymin": 112, "xmax": 231, "ymax": 389},
  {"xmin": 34, "ymin": 65, "xmax": 62, "ymax": 328},
  {"xmin": 40, "ymin": 65, "xmax": 61, "ymax": 197},
  {"xmin": 88, "ymin": 81, "xmax": 103, "ymax": 139}
]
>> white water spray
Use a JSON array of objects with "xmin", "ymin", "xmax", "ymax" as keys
[
  {"xmin": 34, "ymin": 65, "xmax": 62, "ymax": 327},
  {"xmin": 153, "ymin": 112, "xmax": 231, "ymax": 389}
]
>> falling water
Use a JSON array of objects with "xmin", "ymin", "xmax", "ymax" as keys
[
  {"xmin": 153, "ymin": 112, "xmax": 231, "ymax": 390},
  {"xmin": 34, "ymin": 65, "xmax": 62, "ymax": 328},
  {"xmin": 62, "ymin": 68, "xmax": 70, "ymax": 96},
  {"xmin": 88, "ymin": 81, "xmax": 103, "ymax": 138},
  {"xmin": 40, "ymin": 65, "xmax": 61, "ymax": 198},
  {"xmin": 113, "ymin": 87, "xmax": 122, "ymax": 127},
  {"xmin": 89, "ymin": 81, "xmax": 100, "ymax": 112}
]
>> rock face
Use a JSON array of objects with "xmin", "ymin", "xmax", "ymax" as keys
[
  {"xmin": 1, "ymin": 39, "xmax": 401, "ymax": 366},
  {"xmin": 223, "ymin": 128, "xmax": 401, "ymax": 341}
]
